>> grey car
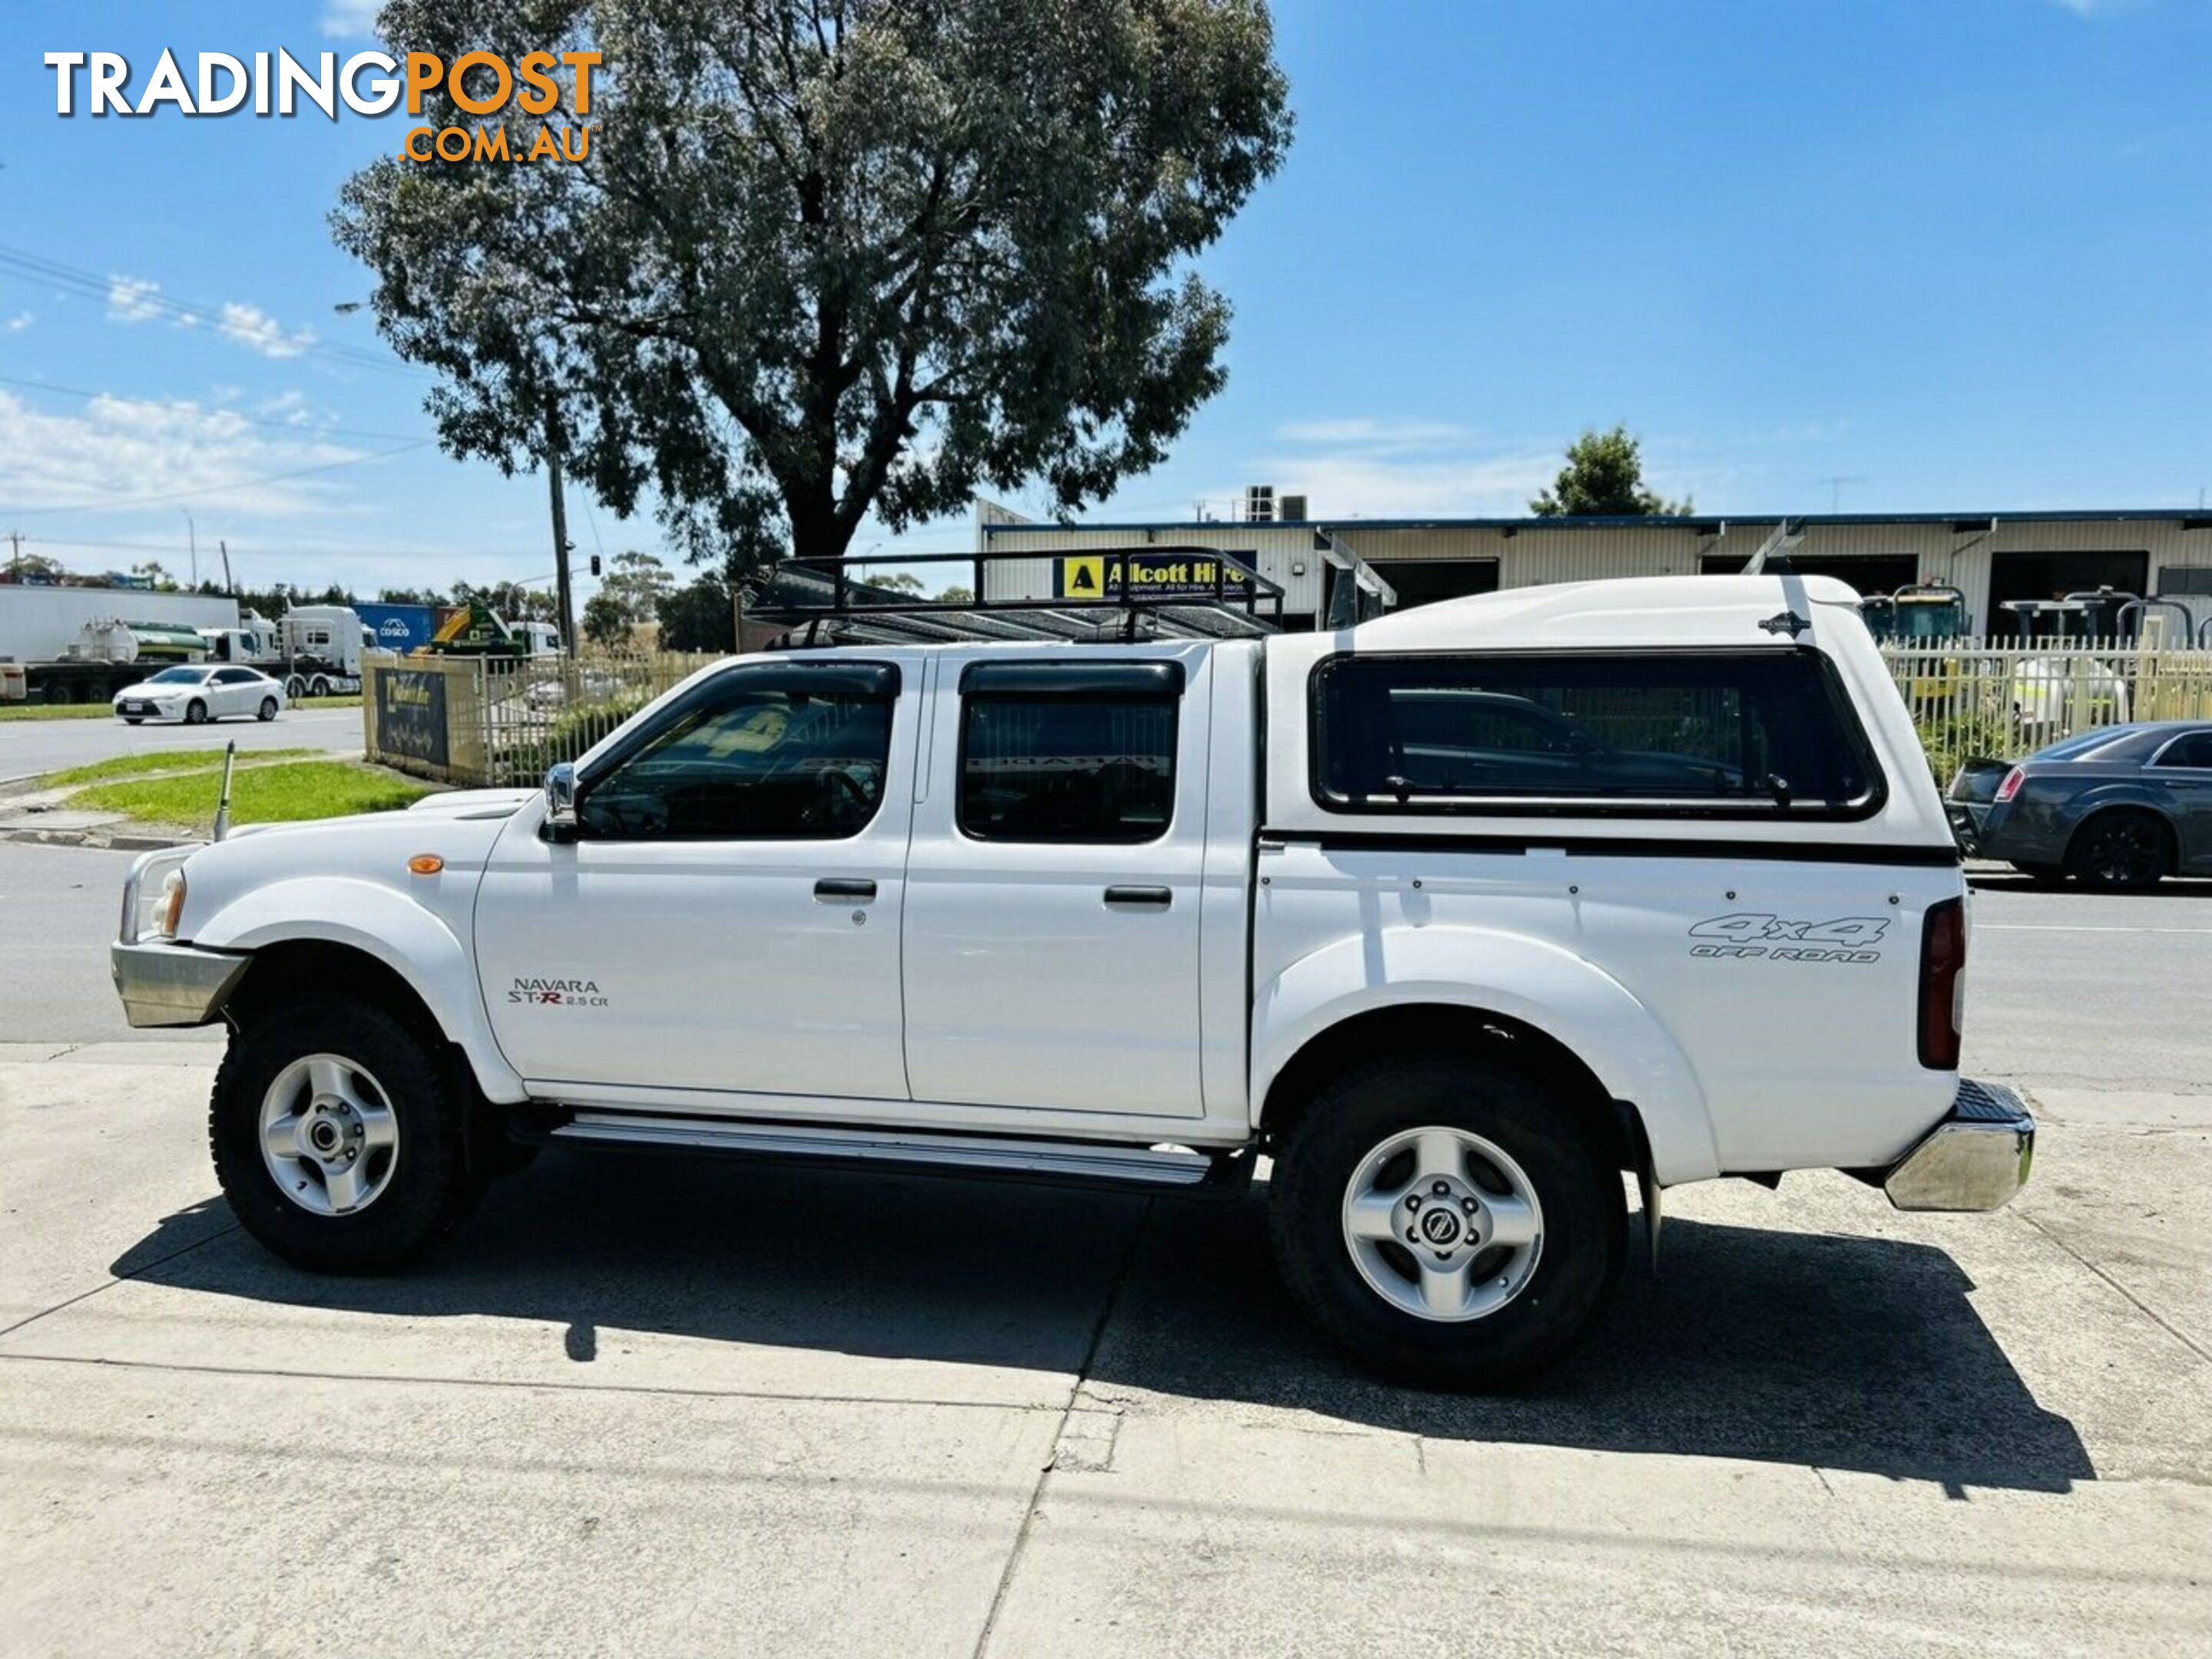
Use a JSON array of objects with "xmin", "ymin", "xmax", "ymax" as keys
[{"xmin": 1947, "ymin": 722, "xmax": 2212, "ymax": 887}]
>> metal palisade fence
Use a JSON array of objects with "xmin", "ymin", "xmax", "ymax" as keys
[
  {"xmin": 363, "ymin": 651, "xmax": 719, "ymax": 786},
  {"xmin": 1881, "ymin": 639, "xmax": 2212, "ymax": 778},
  {"xmin": 368, "ymin": 639, "xmax": 2212, "ymax": 792}
]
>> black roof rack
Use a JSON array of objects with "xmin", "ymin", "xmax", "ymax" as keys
[{"xmin": 742, "ymin": 548, "xmax": 1287, "ymax": 646}]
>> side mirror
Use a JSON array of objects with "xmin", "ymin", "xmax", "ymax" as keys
[{"xmin": 541, "ymin": 763, "xmax": 578, "ymax": 843}]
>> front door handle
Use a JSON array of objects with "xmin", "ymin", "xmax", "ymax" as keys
[
  {"xmin": 814, "ymin": 878, "xmax": 877, "ymax": 902},
  {"xmin": 1104, "ymin": 885, "xmax": 1172, "ymax": 909}
]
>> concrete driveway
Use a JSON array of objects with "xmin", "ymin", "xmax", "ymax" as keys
[
  {"xmin": 0, "ymin": 867, "xmax": 2207, "ymax": 1655},
  {"xmin": 0, "ymin": 704, "xmax": 366, "ymax": 783}
]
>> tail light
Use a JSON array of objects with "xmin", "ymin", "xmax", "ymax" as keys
[
  {"xmin": 1993, "ymin": 767, "xmax": 2025, "ymax": 803},
  {"xmin": 1918, "ymin": 899, "xmax": 1965, "ymax": 1070}
]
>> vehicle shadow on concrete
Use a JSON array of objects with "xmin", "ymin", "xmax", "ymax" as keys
[{"xmin": 112, "ymin": 1153, "xmax": 2091, "ymax": 1495}]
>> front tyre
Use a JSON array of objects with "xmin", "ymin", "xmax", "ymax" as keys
[
  {"xmin": 210, "ymin": 997, "xmax": 478, "ymax": 1273},
  {"xmin": 184, "ymin": 698, "xmax": 208, "ymax": 725},
  {"xmin": 1270, "ymin": 1054, "xmax": 1625, "ymax": 1389}
]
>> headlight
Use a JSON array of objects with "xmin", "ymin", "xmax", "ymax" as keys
[{"xmin": 118, "ymin": 848, "xmax": 196, "ymax": 943}]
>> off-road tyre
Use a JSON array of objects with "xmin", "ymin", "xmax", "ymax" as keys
[
  {"xmin": 210, "ymin": 995, "xmax": 479, "ymax": 1273},
  {"xmin": 1270, "ymin": 1052, "xmax": 1625, "ymax": 1390}
]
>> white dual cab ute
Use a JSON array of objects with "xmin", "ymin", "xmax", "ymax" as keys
[{"xmin": 111, "ymin": 575, "xmax": 2032, "ymax": 1386}]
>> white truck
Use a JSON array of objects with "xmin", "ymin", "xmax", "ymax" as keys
[
  {"xmin": 109, "ymin": 575, "xmax": 2031, "ymax": 1386},
  {"xmin": 0, "ymin": 584, "xmax": 240, "ymax": 704}
]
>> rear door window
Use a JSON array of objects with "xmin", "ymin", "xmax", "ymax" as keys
[
  {"xmin": 1313, "ymin": 650, "xmax": 1883, "ymax": 817},
  {"xmin": 958, "ymin": 662, "xmax": 1181, "ymax": 843}
]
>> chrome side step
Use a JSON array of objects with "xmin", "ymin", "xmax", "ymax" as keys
[{"xmin": 536, "ymin": 1110, "xmax": 1238, "ymax": 1191}]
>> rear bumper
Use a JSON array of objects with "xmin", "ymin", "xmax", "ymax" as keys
[
  {"xmin": 110, "ymin": 940, "xmax": 249, "ymax": 1028},
  {"xmin": 1944, "ymin": 802, "xmax": 1988, "ymax": 855},
  {"xmin": 1883, "ymin": 1079, "xmax": 2035, "ymax": 1212}
]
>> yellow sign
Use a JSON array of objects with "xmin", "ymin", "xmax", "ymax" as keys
[{"xmin": 1055, "ymin": 551, "xmax": 1254, "ymax": 601}]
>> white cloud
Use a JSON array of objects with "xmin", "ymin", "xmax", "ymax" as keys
[
  {"xmin": 321, "ymin": 0, "xmax": 382, "ymax": 38},
  {"xmin": 104, "ymin": 276, "xmax": 320, "ymax": 360},
  {"xmin": 1273, "ymin": 418, "xmax": 1478, "ymax": 453},
  {"xmin": 1247, "ymin": 416, "xmax": 1562, "ymax": 518},
  {"xmin": 1241, "ymin": 450, "xmax": 1561, "ymax": 520},
  {"xmin": 218, "ymin": 301, "xmax": 318, "ymax": 359},
  {"xmin": 2, "ymin": 311, "xmax": 31, "ymax": 333},
  {"xmin": 107, "ymin": 275, "xmax": 164, "ymax": 323},
  {"xmin": 0, "ymin": 389, "xmax": 370, "ymax": 519}
]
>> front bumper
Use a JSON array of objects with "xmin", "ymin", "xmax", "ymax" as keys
[
  {"xmin": 1883, "ymin": 1079, "xmax": 2035, "ymax": 1211},
  {"xmin": 110, "ymin": 940, "xmax": 249, "ymax": 1028}
]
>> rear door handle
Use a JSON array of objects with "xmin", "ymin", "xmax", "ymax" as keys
[
  {"xmin": 1103, "ymin": 885, "xmax": 1172, "ymax": 909},
  {"xmin": 814, "ymin": 878, "xmax": 877, "ymax": 902}
]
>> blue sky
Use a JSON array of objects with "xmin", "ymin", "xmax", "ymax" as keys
[{"xmin": 1, "ymin": 0, "xmax": 2207, "ymax": 601}]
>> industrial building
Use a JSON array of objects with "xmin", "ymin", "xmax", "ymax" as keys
[{"xmin": 973, "ymin": 502, "xmax": 2212, "ymax": 637}]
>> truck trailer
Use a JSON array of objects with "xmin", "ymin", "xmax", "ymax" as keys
[{"xmin": 0, "ymin": 584, "xmax": 240, "ymax": 704}]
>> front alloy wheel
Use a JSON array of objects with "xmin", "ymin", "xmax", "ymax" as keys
[
  {"xmin": 211, "ymin": 995, "xmax": 480, "ymax": 1272},
  {"xmin": 258, "ymin": 1054, "xmax": 400, "ymax": 1216}
]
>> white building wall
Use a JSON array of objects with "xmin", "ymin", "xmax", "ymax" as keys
[{"xmin": 982, "ymin": 516, "xmax": 2212, "ymax": 636}]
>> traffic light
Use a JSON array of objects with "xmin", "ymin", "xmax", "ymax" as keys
[{"xmin": 589, "ymin": 555, "xmax": 602, "ymax": 577}]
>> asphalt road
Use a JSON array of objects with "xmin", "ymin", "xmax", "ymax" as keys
[
  {"xmin": 0, "ymin": 704, "xmax": 365, "ymax": 783},
  {"xmin": 1, "ymin": 847, "xmax": 2206, "ymax": 1654}
]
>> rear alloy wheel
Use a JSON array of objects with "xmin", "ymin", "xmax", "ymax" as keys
[
  {"xmin": 2068, "ymin": 811, "xmax": 2170, "ymax": 890},
  {"xmin": 184, "ymin": 698, "xmax": 208, "ymax": 725},
  {"xmin": 1270, "ymin": 1053, "xmax": 1625, "ymax": 1389},
  {"xmin": 258, "ymin": 696, "xmax": 279, "ymax": 721}
]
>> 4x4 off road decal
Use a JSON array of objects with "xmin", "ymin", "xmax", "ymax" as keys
[
  {"xmin": 1687, "ymin": 913, "xmax": 1889, "ymax": 964},
  {"xmin": 509, "ymin": 976, "xmax": 608, "ymax": 1008}
]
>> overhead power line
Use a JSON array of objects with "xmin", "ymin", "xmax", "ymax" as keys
[{"xmin": 0, "ymin": 243, "xmax": 432, "ymax": 380}]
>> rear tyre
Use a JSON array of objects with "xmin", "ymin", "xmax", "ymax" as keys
[
  {"xmin": 257, "ymin": 696, "xmax": 279, "ymax": 721},
  {"xmin": 1270, "ymin": 1053, "xmax": 1625, "ymax": 1390},
  {"xmin": 309, "ymin": 674, "xmax": 331, "ymax": 699},
  {"xmin": 2067, "ymin": 810, "xmax": 2171, "ymax": 890},
  {"xmin": 286, "ymin": 674, "xmax": 306, "ymax": 700},
  {"xmin": 45, "ymin": 681, "xmax": 75, "ymax": 706},
  {"xmin": 210, "ymin": 996, "xmax": 479, "ymax": 1273}
]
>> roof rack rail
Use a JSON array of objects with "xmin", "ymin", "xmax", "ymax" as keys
[{"xmin": 742, "ymin": 547, "xmax": 1288, "ymax": 646}]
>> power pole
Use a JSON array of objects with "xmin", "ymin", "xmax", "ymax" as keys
[
  {"xmin": 6, "ymin": 530, "xmax": 21, "ymax": 580},
  {"xmin": 544, "ymin": 412, "xmax": 576, "ymax": 657},
  {"xmin": 219, "ymin": 540, "xmax": 234, "ymax": 594}
]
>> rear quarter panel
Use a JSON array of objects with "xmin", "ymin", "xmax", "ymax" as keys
[{"xmin": 1251, "ymin": 582, "xmax": 1964, "ymax": 1182}]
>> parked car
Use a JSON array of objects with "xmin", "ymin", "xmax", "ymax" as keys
[
  {"xmin": 1948, "ymin": 721, "xmax": 2212, "ymax": 887},
  {"xmin": 111, "ymin": 664, "xmax": 287, "ymax": 726},
  {"xmin": 108, "ymin": 575, "xmax": 2032, "ymax": 1389}
]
